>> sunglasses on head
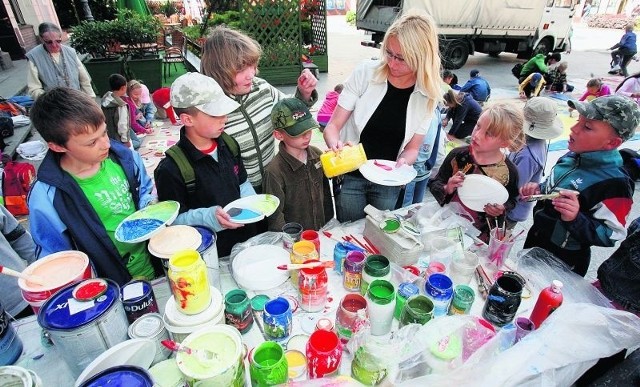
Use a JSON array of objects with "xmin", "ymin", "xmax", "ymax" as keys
[{"xmin": 43, "ymin": 39, "xmax": 62, "ymax": 45}]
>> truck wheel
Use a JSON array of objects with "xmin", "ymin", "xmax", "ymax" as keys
[
  {"xmin": 443, "ymin": 40, "xmax": 469, "ymax": 70},
  {"xmin": 533, "ymin": 38, "xmax": 552, "ymax": 56}
]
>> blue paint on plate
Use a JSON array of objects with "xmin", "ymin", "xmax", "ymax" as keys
[
  {"xmin": 116, "ymin": 218, "xmax": 164, "ymax": 242},
  {"xmin": 229, "ymin": 208, "xmax": 262, "ymax": 221}
]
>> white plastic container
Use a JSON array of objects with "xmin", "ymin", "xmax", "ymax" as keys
[{"xmin": 163, "ymin": 286, "xmax": 224, "ymax": 343}]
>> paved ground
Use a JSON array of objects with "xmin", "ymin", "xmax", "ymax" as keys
[{"xmin": 3, "ymin": 16, "xmax": 639, "ymax": 283}]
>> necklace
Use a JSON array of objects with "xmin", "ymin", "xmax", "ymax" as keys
[{"xmin": 46, "ymin": 47, "xmax": 70, "ymax": 87}]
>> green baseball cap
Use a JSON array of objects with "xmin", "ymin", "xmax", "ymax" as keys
[
  {"xmin": 271, "ymin": 98, "xmax": 318, "ymax": 137},
  {"xmin": 567, "ymin": 95, "xmax": 640, "ymax": 141}
]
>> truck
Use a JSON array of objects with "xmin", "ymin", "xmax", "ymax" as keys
[{"xmin": 356, "ymin": 0, "xmax": 577, "ymax": 69}]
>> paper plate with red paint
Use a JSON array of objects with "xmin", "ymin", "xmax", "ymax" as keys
[{"xmin": 359, "ymin": 159, "xmax": 417, "ymax": 186}]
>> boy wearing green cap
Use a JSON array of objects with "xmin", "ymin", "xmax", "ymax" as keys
[
  {"xmin": 263, "ymin": 98, "xmax": 333, "ymax": 231},
  {"xmin": 520, "ymin": 95, "xmax": 640, "ymax": 277}
]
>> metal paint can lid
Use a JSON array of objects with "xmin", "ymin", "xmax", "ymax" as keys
[
  {"xmin": 194, "ymin": 226, "xmax": 216, "ymax": 252},
  {"xmin": 38, "ymin": 278, "xmax": 119, "ymax": 330},
  {"xmin": 128, "ymin": 313, "xmax": 165, "ymax": 339}
]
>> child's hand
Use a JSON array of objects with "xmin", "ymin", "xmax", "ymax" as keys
[
  {"xmin": 484, "ymin": 203, "xmax": 505, "ymax": 217},
  {"xmin": 297, "ymin": 69, "xmax": 317, "ymax": 98},
  {"xmin": 552, "ymin": 190, "xmax": 580, "ymax": 222},
  {"xmin": 216, "ymin": 207, "xmax": 244, "ymax": 229},
  {"xmin": 395, "ymin": 157, "xmax": 407, "ymax": 168},
  {"xmin": 445, "ymin": 171, "xmax": 465, "ymax": 195},
  {"xmin": 520, "ymin": 182, "xmax": 540, "ymax": 198}
]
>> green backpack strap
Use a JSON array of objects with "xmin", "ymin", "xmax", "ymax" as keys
[
  {"xmin": 164, "ymin": 135, "xmax": 239, "ymax": 195},
  {"xmin": 165, "ymin": 145, "xmax": 196, "ymax": 195},
  {"xmin": 219, "ymin": 132, "xmax": 239, "ymax": 158}
]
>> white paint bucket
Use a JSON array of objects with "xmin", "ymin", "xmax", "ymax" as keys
[
  {"xmin": 37, "ymin": 278, "xmax": 129, "ymax": 377},
  {"xmin": 0, "ymin": 366, "xmax": 42, "ymax": 386},
  {"xmin": 128, "ymin": 313, "xmax": 171, "ymax": 366},
  {"xmin": 162, "ymin": 286, "xmax": 224, "ymax": 343}
]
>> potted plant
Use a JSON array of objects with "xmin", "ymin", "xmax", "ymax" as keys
[
  {"xmin": 116, "ymin": 10, "xmax": 164, "ymax": 92},
  {"xmin": 70, "ymin": 20, "xmax": 124, "ymax": 96}
]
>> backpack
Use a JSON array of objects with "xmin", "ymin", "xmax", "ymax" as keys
[
  {"xmin": 164, "ymin": 132, "xmax": 240, "ymax": 195},
  {"xmin": 0, "ymin": 155, "xmax": 36, "ymax": 216},
  {"xmin": 620, "ymin": 148, "xmax": 640, "ymax": 181},
  {"xmin": 511, "ymin": 63, "xmax": 524, "ymax": 79},
  {"xmin": 0, "ymin": 98, "xmax": 27, "ymax": 118}
]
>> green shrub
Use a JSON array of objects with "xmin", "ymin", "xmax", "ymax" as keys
[{"xmin": 346, "ymin": 10, "xmax": 356, "ymax": 26}]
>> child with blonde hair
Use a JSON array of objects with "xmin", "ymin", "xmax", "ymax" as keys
[
  {"xmin": 579, "ymin": 78, "xmax": 612, "ymax": 101},
  {"xmin": 546, "ymin": 61, "xmax": 574, "ymax": 93},
  {"xmin": 430, "ymin": 102, "xmax": 525, "ymax": 242}
]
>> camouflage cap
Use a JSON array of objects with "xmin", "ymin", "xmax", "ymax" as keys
[
  {"xmin": 170, "ymin": 73, "xmax": 239, "ymax": 116},
  {"xmin": 271, "ymin": 98, "xmax": 318, "ymax": 137},
  {"xmin": 568, "ymin": 95, "xmax": 640, "ymax": 141}
]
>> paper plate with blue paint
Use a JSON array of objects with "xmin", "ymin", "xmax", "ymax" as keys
[
  {"xmin": 223, "ymin": 194, "xmax": 280, "ymax": 224},
  {"xmin": 115, "ymin": 200, "xmax": 180, "ymax": 243}
]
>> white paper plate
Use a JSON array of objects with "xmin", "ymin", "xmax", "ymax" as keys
[
  {"xmin": 223, "ymin": 194, "xmax": 280, "ymax": 224},
  {"xmin": 457, "ymin": 174, "xmax": 509, "ymax": 212},
  {"xmin": 232, "ymin": 245, "xmax": 290, "ymax": 291},
  {"xmin": 74, "ymin": 338, "xmax": 156, "ymax": 387},
  {"xmin": 115, "ymin": 200, "xmax": 180, "ymax": 243},
  {"xmin": 359, "ymin": 160, "xmax": 417, "ymax": 186}
]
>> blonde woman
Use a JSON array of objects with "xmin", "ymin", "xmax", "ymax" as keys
[
  {"xmin": 200, "ymin": 26, "xmax": 318, "ymax": 192},
  {"xmin": 323, "ymin": 9, "xmax": 442, "ymax": 221}
]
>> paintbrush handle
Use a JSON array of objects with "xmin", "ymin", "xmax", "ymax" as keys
[
  {"xmin": 280, "ymin": 262, "xmax": 334, "ymax": 270},
  {"xmin": 0, "ymin": 266, "xmax": 45, "ymax": 285}
]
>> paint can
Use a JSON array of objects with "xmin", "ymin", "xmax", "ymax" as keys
[
  {"xmin": 0, "ymin": 366, "xmax": 43, "ymax": 387},
  {"xmin": 148, "ymin": 359, "xmax": 190, "ymax": 387},
  {"xmin": 37, "ymin": 278, "xmax": 129, "ymax": 377},
  {"xmin": 194, "ymin": 226, "xmax": 221, "ymax": 291},
  {"xmin": 163, "ymin": 286, "xmax": 224, "ymax": 343},
  {"xmin": 0, "ymin": 302, "xmax": 22, "ymax": 366},
  {"xmin": 121, "ymin": 280, "xmax": 159, "ymax": 324},
  {"xmin": 176, "ymin": 325, "xmax": 245, "ymax": 386},
  {"xmin": 128, "ymin": 313, "xmax": 171, "ymax": 365},
  {"xmin": 78, "ymin": 365, "xmax": 154, "ymax": 387},
  {"xmin": 18, "ymin": 250, "xmax": 93, "ymax": 313}
]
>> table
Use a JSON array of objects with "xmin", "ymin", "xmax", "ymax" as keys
[{"xmin": 7, "ymin": 204, "xmax": 634, "ymax": 385}]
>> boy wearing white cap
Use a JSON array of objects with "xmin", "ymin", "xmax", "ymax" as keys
[
  {"xmin": 154, "ymin": 73, "xmax": 257, "ymax": 257},
  {"xmin": 506, "ymin": 97, "xmax": 563, "ymax": 227}
]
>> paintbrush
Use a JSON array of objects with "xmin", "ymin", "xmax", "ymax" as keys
[
  {"xmin": 0, "ymin": 265, "xmax": 46, "ymax": 285},
  {"xmin": 277, "ymin": 261, "xmax": 334, "ymax": 270}
]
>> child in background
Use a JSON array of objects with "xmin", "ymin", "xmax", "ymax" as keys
[
  {"xmin": 154, "ymin": 73, "xmax": 257, "ymax": 257},
  {"xmin": 519, "ymin": 73, "xmax": 546, "ymax": 99},
  {"xmin": 442, "ymin": 70, "xmax": 461, "ymax": 90},
  {"xmin": 101, "ymin": 74, "xmax": 133, "ymax": 148},
  {"xmin": 127, "ymin": 81, "xmax": 156, "ymax": 131},
  {"xmin": 122, "ymin": 80, "xmax": 152, "ymax": 141},
  {"xmin": 506, "ymin": 97, "xmax": 563, "ymax": 228},
  {"xmin": 317, "ymin": 84, "xmax": 343, "ymax": 129},
  {"xmin": 546, "ymin": 61, "xmax": 574, "ymax": 93},
  {"xmin": 263, "ymin": 98, "xmax": 333, "ymax": 231},
  {"xmin": 521, "ymin": 95, "xmax": 639, "ymax": 276},
  {"xmin": 579, "ymin": 78, "xmax": 612, "ymax": 101},
  {"xmin": 28, "ymin": 87, "xmax": 158, "ymax": 285},
  {"xmin": 429, "ymin": 102, "xmax": 525, "ymax": 242},
  {"xmin": 152, "ymin": 87, "xmax": 178, "ymax": 125}
]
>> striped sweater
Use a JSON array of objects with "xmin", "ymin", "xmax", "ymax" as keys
[{"xmin": 225, "ymin": 77, "xmax": 317, "ymax": 187}]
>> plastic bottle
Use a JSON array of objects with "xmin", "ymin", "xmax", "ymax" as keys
[{"xmin": 529, "ymin": 280, "xmax": 563, "ymax": 329}]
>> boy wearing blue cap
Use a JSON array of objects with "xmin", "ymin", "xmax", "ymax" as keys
[
  {"xmin": 263, "ymin": 98, "xmax": 333, "ymax": 231},
  {"xmin": 520, "ymin": 95, "xmax": 640, "ymax": 276}
]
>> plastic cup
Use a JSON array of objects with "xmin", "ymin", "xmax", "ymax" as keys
[
  {"xmin": 514, "ymin": 316, "xmax": 535, "ymax": 343},
  {"xmin": 429, "ymin": 237, "xmax": 460, "ymax": 269},
  {"xmin": 449, "ymin": 251, "xmax": 480, "ymax": 285},
  {"xmin": 487, "ymin": 228, "xmax": 516, "ymax": 268}
]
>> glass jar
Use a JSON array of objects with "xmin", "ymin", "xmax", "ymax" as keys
[
  {"xmin": 399, "ymin": 295, "xmax": 434, "ymax": 327},
  {"xmin": 167, "ymin": 250, "xmax": 211, "ymax": 315},
  {"xmin": 335, "ymin": 293, "xmax": 368, "ymax": 343},
  {"xmin": 224, "ymin": 289, "xmax": 254, "ymax": 334},
  {"xmin": 482, "ymin": 273, "xmax": 523, "ymax": 327},
  {"xmin": 360, "ymin": 255, "xmax": 391, "ymax": 296},
  {"xmin": 394, "ymin": 282, "xmax": 419, "ymax": 319},
  {"xmin": 351, "ymin": 346, "xmax": 387, "ymax": 385},
  {"xmin": 365, "ymin": 279, "xmax": 396, "ymax": 336},
  {"xmin": 290, "ymin": 241, "xmax": 318, "ymax": 286},
  {"xmin": 343, "ymin": 250, "xmax": 366, "ymax": 292},
  {"xmin": 424, "ymin": 273, "xmax": 454, "ymax": 317},
  {"xmin": 448, "ymin": 285, "xmax": 475, "ymax": 315},
  {"xmin": 250, "ymin": 341, "xmax": 289, "ymax": 386},
  {"xmin": 298, "ymin": 259, "xmax": 328, "ymax": 312}
]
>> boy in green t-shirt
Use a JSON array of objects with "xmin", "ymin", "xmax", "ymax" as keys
[{"xmin": 28, "ymin": 87, "xmax": 158, "ymax": 284}]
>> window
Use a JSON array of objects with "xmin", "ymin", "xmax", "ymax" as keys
[{"xmin": 8, "ymin": 0, "xmax": 24, "ymax": 25}]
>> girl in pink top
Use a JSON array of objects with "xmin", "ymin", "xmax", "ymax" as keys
[
  {"xmin": 316, "ymin": 84, "xmax": 343, "ymax": 127},
  {"xmin": 578, "ymin": 78, "xmax": 612, "ymax": 101},
  {"xmin": 615, "ymin": 72, "xmax": 640, "ymax": 105}
]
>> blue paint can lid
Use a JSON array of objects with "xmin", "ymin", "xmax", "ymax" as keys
[
  {"xmin": 121, "ymin": 280, "xmax": 152, "ymax": 303},
  {"xmin": 80, "ymin": 365, "xmax": 153, "ymax": 387},
  {"xmin": 38, "ymin": 278, "xmax": 120, "ymax": 330},
  {"xmin": 398, "ymin": 282, "xmax": 419, "ymax": 298},
  {"xmin": 195, "ymin": 226, "xmax": 216, "ymax": 252}
]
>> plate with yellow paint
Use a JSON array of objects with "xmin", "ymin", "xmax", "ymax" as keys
[{"xmin": 223, "ymin": 194, "xmax": 280, "ymax": 224}]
